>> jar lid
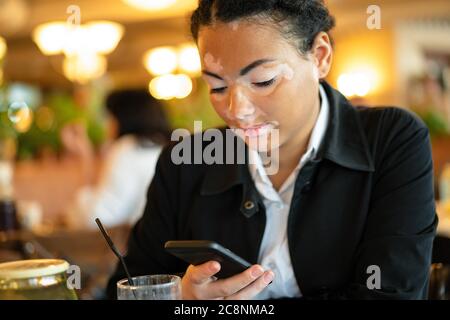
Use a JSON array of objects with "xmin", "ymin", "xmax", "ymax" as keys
[{"xmin": 0, "ymin": 259, "xmax": 70, "ymax": 279}]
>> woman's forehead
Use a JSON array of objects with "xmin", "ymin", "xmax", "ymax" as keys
[
  {"xmin": 198, "ymin": 22, "xmax": 294, "ymax": 73},
  {"xmin": 198, "ymin": 20, "xmax": 283, "ymax": 51}
]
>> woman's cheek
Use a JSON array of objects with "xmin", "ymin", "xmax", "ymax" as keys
[{"xmin": 211, "ymin": 99, "xmax": 231, "ymax": 120}]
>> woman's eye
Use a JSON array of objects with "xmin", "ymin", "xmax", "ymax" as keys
[
  {"xmin": 210, "ymin": 87, "xmax": 227, "ymax": 94},
  {"xmin": 253, "ymin": 78, "xmax": 276, "ymax": 87}
]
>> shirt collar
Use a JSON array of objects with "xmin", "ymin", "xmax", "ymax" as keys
[{"xmin": 247, "ymin": 84, "xmax": 330, "ymax": 187}]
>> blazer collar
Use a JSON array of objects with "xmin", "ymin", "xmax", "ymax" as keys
[
  {"xmin": 201, "ymin": 81, "xmax": 375, "ymax": 199},
  {"xmin": 319, "ymin": 81, "xmax": 375, "ymax": 172}
]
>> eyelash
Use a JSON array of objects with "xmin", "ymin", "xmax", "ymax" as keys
[
  {"xmin": 253, "ymin": 78, "xmax": 277, "ymax": 87},
  {"xmin": 210, "ymin": 87, "xmax": 226, "ymax": 94},
  {"xmin": 210, "ymin": 78, "xmax": 277, "ymax": 94}
]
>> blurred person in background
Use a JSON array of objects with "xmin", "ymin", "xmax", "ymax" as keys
[{"xmin": 60, "ymin": 89, "xmax": 171, "ymax": 229}]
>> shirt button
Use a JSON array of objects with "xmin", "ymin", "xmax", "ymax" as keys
[
  {"xmin": 244, "ymin": 200, "xmax": 255, "ymax": 210},
  {"xmin": 275, "ymin": 203, "xmax": 284, "ymax": 209}
]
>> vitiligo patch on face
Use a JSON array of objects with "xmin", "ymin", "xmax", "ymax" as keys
[
  {"xmin": 238, "ymin": 63, "xmax": 295, "ymax": 96},
  {"xmin": 204, "ymin": 53, "xmax": 224, "ymax": 73},
  {"xmin": 276, "ymin": 63, "xmax": 294, "ymax": 81},
  {"xmin": 229, "ymin": 21, "xmax": 240, "ymax": 31},
  {"xmin": 205, "ymin": 62, "xmax": 295, "ymax": 115}
]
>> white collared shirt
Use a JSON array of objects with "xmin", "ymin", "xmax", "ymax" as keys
[{"xmin": 249, "ymin": 85, "xmax": 329, "ymax": 299}]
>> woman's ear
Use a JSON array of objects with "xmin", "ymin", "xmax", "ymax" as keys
[{"xmin": 310, "ymin": 31, "xmax": 333, "ymax": 79}]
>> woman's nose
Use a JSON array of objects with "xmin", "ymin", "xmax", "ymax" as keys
[{"xmin": 228, "ymin": 87, "xmax": 255, "ymax": 120}]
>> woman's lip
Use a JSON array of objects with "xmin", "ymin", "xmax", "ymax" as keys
[
  {"xmin": 241, "ymin": 123, "xmax": 266, "ymax": 130},
  {"xmin": 234, "ymin": 121, "xmax": 278, "ymax": 130},
  {"xmin": 232, "ymin": 122, "xmax": 276, "ymax": 137}
]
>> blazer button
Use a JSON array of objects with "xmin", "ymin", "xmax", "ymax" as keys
[
  {"xmin": 301, "ymin": 181, "xmax": 312, "ymax": 193},
  {"xmin": 244, "ymin": 200, "xmax": 255, "ymax": 210}
]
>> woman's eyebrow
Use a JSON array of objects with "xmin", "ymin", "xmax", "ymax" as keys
[
  {"xmin": 239, "ymin": 59, "xmax": 275, "ymax": 76},
  {"xmin": 202, "ymin": 70, "xmax": 224, "ymax": 80},
  {"xmin": 202, "ymin": 58, "xmax": 275, "ymax": 80}
]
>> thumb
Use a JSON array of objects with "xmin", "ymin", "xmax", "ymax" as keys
[{"xmin": 185, "ymin": 261, "xmax": 221, "ymax": 285}]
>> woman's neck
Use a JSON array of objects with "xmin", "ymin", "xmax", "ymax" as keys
[{"xmin": 267, "ymin": 98, "xmax": 321, "ymax": 190}]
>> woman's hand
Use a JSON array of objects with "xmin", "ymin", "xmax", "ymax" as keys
[
  {"xmin": 181, "ymin": 261, "xmax": 274, "ymax": 300},
  {"xmin": 60, "ymin": 122, "xmax": 96, "ymax": 185},
  {"xmin": 60, "ymin": 122, "xmax": 94, "ymax": 159}
]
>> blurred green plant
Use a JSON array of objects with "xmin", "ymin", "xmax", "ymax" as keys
[
  {"xmin": 16, "ymin": 92, "xmax": 106, "ymax": 160},
  {"xmin": 0, "ymin": 78, "xmax": 225, "ymax": 160},
  {"xmin": 0, "ymin": 83, "xmax": 106, "ymax": 161},
  {"xmin": 415, "ymin": 109, "xmax": 450, "ymax": 138}
]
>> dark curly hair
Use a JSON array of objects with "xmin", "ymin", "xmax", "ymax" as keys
[
  {"xmin": 106, "ymin": 89, "xmax": 171, "ymax": 146},
  {"xmin": 191, "ymin": 0, "xmax": 335, "ymax": 54}
]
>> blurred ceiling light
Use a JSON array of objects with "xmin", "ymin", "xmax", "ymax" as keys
[
  {"xmin": 123, "ymin": 0, "xmax": 177, "ymax": 10},
  {"xmin": 173, "ymin": 74, "xmax": 193, "ymax": 99},
  {"xmin": 33, "ymin": 21, "xmax": 124, "ymax": 56},
  {"xmin": 149, "ymin": 74, "xmax": 193, "ymax": 100},
  {"xmin": 149, "ymin": 74, "xmax": 176, "ymax": 100},
  {"xmin": 83, "ymin": 21, "xmax": 124, "ymax": 55},
  {"xmin": 337, "ymin": 70, "xmax": 376, "ymax": 97},
  {"xmin": 0, "ymin": 36, "xmax": 7, "ymax": 59},
  {"xmin": 178, "ymin": 43, "xmax": 201, "ymax": 76},
  {"xmin": 61, "ymin": 25, "xmax": 86, "ymax": 56},
  {"xmin": 32, "ymin": 22, "xmax": 67, "ymax": 55},
  {"xmin": 63, "ymin": 53, "xmax": 107, "ymax": 84},
  {"xmin": 143, "ymin": 47, "xmax": 177, "ymax": 76}
]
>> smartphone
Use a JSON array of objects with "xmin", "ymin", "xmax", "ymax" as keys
[{"xmin": 164, "ymin": 240, "xmax": 252, "ymax": 279}]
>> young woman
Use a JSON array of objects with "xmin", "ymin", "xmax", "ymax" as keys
[
  {"xmin": 107, "ymin": 0, "xmax": 437, "ymax": 299},
  {"xmin": 62, "ymin": 89, "xmax": 171, "ymax": 229}
]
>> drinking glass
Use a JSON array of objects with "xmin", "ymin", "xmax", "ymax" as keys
[{"xmin": 117, "ymin": 275, "xmax": 181, "ymax": 300}]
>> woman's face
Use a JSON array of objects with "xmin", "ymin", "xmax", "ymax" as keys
[{"xmin": 198, "ymin": 20, "xmax": 330, "ymax": 151}]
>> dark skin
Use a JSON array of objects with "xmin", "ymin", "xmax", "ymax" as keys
[{"xmin": 180, "ymin": 19, "xmax": 333, "ymax": 300}]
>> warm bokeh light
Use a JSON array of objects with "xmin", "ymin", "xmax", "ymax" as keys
[
  {"xmin": 35, "ymin": 106, "xmax": 55, "ymax": 132},
  {"xmin": 143, "ymin": 47, "xmax": 178, "ymax": 76},
  {"xmin": 337, "ymin": 69, "xmax": 377, "ymax": 98},
  {"xmin": 7, "ymin": 101, "xmax": 33, "ymax": 133},
  {"xmin": 149, "ymin": 74, "xmax": 193, "ymax": 100},
  {"xmin": 33, "ymin": 21, "xmax": 124, "ymax": 57},
  {"xmin": 149, "ymin": 74, "xmax": 176, "ymax": 100},
  {"xmin": 173, "ymin": 74, "xmax": 193, "ymax": 99},
  {"xmin": 0, "ymin": 36, "xmax": 7, "ymax": 59},
  {"xmin": 63, "ymin": 53, "xmax": 107, "ymax": 84},
  {"xmin": 83, "ymin": 21, "xmax": 124, "ymax": 55},
  {"xmin": 178, "ymin": 43, "xmax": 201, "ymax": 76},
  {"xmin": 123, "ymin": 0, "xmax": 177, "ymax": 10},
  {"xmin": 32, "ymin": 22, "xmax": 67, "ymax": 55},
  {"xmin": 13, "ymin": 108, "xmax": 33, "ymax": 133},
  {"xmin": 62, "ymin": 25, "xmax": 87, "ymax": 56}
]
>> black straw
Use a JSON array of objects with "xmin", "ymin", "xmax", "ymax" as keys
[{"xmin": 95, "ymin": 218, "xmax": 137, "ymax": 299}]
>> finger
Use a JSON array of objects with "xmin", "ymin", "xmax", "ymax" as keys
[
  {"xmin": 208, "ymin": 265, "xmax": 265, "ymax": 298},
  {"xmin": 185, "ymin": 261, "xmax": 221, "ymax": 285},
  {"xmin": 225, "ymin": 270, "xmax": 274, "ymax": 300}
]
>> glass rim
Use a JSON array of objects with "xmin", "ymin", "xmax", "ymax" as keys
[{"xmin": 117, "ymin": 274, "xmax": 181, "ymax": 290}]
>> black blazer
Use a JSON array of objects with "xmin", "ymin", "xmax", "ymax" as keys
[{"xmin": 107, "ymin": 82, "xmax": 438, "ymax": 299}]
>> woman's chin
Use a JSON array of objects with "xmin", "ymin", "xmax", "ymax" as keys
[{"xmin": 244, "ymin": 135, "xmax": 280, "ymax": 153}]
